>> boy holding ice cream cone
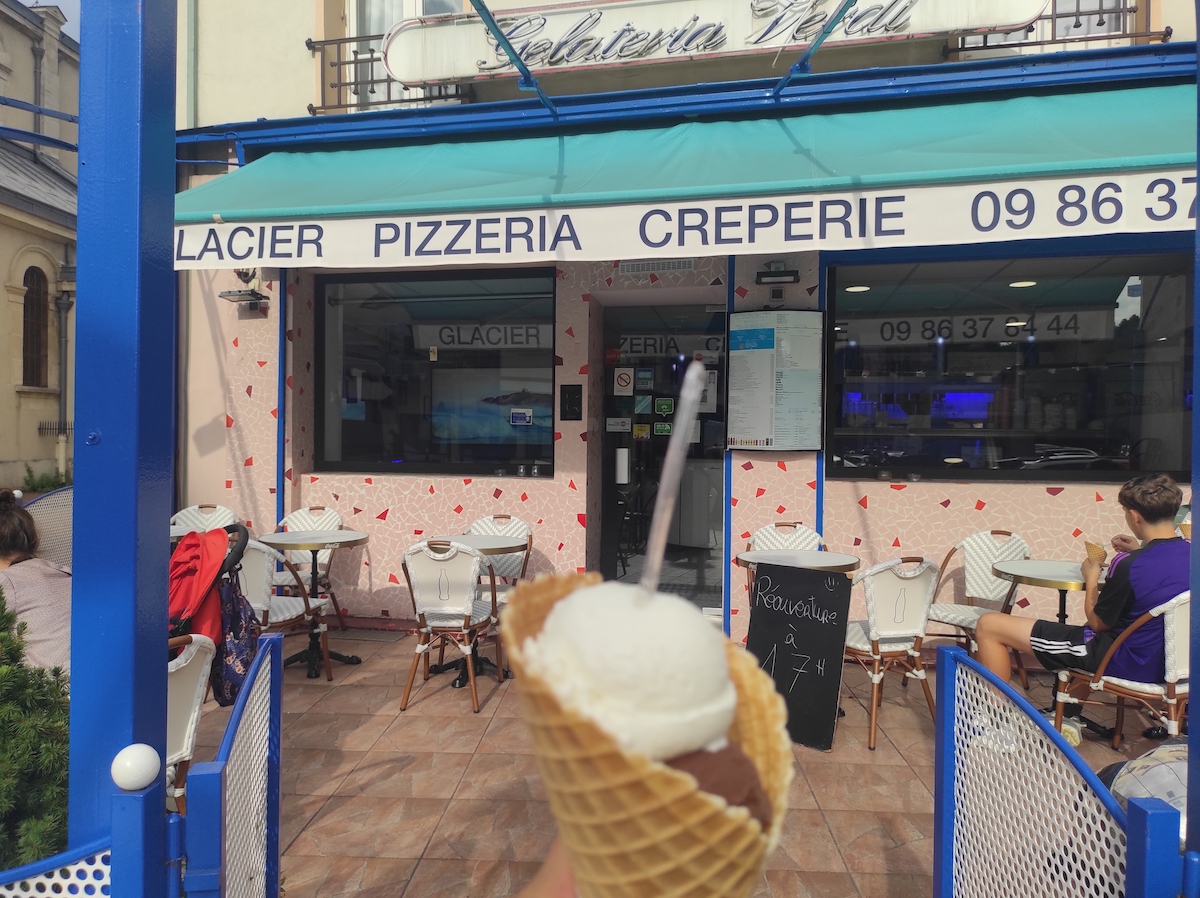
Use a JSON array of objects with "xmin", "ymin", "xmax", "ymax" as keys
[{"xmin": 975, "ymin": 474, "xmax": 1189, "ymax": 696}]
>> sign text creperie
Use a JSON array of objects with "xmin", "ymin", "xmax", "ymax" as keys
[{"xmin": 382, "ymin": 0, "xmax": 1049, "ymax": 86}]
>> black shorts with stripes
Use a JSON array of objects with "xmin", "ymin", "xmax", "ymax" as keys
[{"xmin": 1029, "ymin": 620, "xmax": 1117, "ymax": 673}]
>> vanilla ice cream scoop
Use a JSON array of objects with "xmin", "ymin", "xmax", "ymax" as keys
[{"xmin": 522, "ymin": 581, "xmax": 737, "ymax": 761}]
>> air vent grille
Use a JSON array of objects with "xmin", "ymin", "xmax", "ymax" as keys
[{"xmin": 618, "ymin": 259, "xmax": 696, "ymax": 275}]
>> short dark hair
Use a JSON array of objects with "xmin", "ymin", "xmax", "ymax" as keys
[{"xmin": 1118, "ymin": 474, "xmax": 1183, "ymax": 524}]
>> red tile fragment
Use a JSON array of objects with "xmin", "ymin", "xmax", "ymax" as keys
[
  {"xmin": 1017, "ymin": 598, "xmax": 1030, "ymax": 609},
  {"xmin": 730, "ymin": 498, "xmax": 738, "ymax": 507},
  {"xmin": 226, "ymin": 480, "xmax": 233, "ymax": 489},
  {"xmin": 853, "ymin": 537, "xmax": 862, "ymax": 546},
  {"xmin": 464, "ymin": 478, "xmax": 472, "ymax": 485},
  {"xmin": 232, "ymin": 337, "xmax": 238, "ymax": 348},
  {"xmin": 257, "ymin": 360, "xmax": 267, "ymax": 368},
  {"xmin": 755, "ymin": 488, "xmax": 766, "ymax": 498},
  {"xmin": 742, "ymin": 461, "xmax": 754, "ymax": 471},
  {"xmin": 565, "ymin": 327, "xmax": 575, "ymax": 337},
  {"xmin": 270, "ymin": 408, "xmax": 278, "ymax": 419},
  {"xmin": 1072, "ymin": 528, "xmax": 1083, "ymax": 538},
  {"xmin": 521, "ymin": 492, "xmax": 528, "ymax": 502},
  {"xmin": 892, "ymin": 538, "xmax": 901, "ymax": 547},
  {"xmin": 353, "ymin": 507, "xmax": 362, "ymax": 515},
  {"xmin": 493, "ymin": 488, "xmax": 503, "ymax": 499},
  {"xmin": 577, "ymin": 514, "xmax": 587, "ymax": 527},
  {"xmin": 940, "ymin": 499, "xmax": 951, "ymax": 508},
  {"xmin": 975, "ymin": 500, "xmax": 986, "ymax": 510},
  {"xmin": 454, "ymin": 504, "xmax": 464, "ymax": 514},
  {"xmin": 376, "ymin": 509, "xmax": 389, "ymax": 521},
  {"xmin": 890, "ymin": 484, "xmax": 906, "ymax": 491},
  {"xmin": 741, "ymin": 531, "xmax": 751, "ymax": 539},
  {"xmin": 776, "ymin": 505, "xmax": 786, "ymax": 514},
  {"xmin": 777, "ymin": 461, "xmax": 787, "ymax": 472},
  {"xmin": 226, "ymin": 414, "xmax": 234, "ymax": 428},
  {"xmin": 579, "ymin": 365, "xmax": 588, "ymax": 375},
  {"xmin": 428, "ymin": 485, "xmax": 435, "ymax": 495},
  {"xmin": 806, "ymin": 481, "xmax": 817, "ymax": 490},
  {"xmin": 1046, "ymin": 487, "xmax": 1065, "ymax": 496},
  {"xmin": 245, "ymin": 385, "xmax": 253, "ymax": 398},
  {"xmin": 734, "ymin": 286, "xmax": 748, "ymax": 298},
  {"xmin": 568, "ymin": 480, "xmax": 577, "ymax": 490},
  {"xmin": 1095, "ymin": 492, "xmax": 1104, "ymax": 502},
  {"xmin": 243, "ymin": 457, "xmax": 253, "ymax": 466},
  {"xmin": 310, "ymin": 475, "xmax": 319, "ymax": 483},
  {"xmin": 858, "ymin": 496, "xmax": 868, "ymax": 509}
]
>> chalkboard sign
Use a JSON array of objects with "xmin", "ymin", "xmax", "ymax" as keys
[{"xmin": 745, "ymin": 563, "xmax": 851, "ymax": 751}]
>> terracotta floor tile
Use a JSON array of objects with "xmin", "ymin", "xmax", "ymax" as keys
[
  {"xmin": 284, "ymin": 685, "xmax": 338, "ymax": 714},
  {"xmin": 283, "ymin": 712, "xmax": 393, "ymax": 752},
  {"xmin": 787, "ymin": 768, "xmax": 819, "ymax": 810},
  {"xmin": 492, "ymin": 685, "xmax": 525, "ymax": 718},
  {"xmin": 194, "ymin": 703, "xmax": 234, "ymax": 747},
  {"xmin": 477, "ymin": 716, "xmax": 535, "ymax": 754},
  {"xmin": 311, "ymin": 684, "xmax": 409, "ymax": 717},
  {"xmin": 281, "ymin": 855, "xmax": 417, "ymax": 898},
  {"xmin": 379, "ymin": 714, "xmax": 491, "ymax": 754},
  {"xmin": 281, "ymin": 793, "xmax": 332, "ymax": 853},
  {"xmin": 400, "ymin": 675, "xmax": 504, "ymax": 716},
  {"xmin": 336, "ymin": 751, "xmax": 472, "ymax": 800},
  {"xmin": 453, "ymin": 753, "xmax": 547, "ymax": 801},
  {"xmin": 751, "ymin": 870, "xmax": 861, "ymax": 898},
  {"xmin": 909, "ymin": 766, "xmax": 937, "ymax": 797},
  {"xmin": 423, "ymin": 799, "xmax": 557, "ymax": 862},
  {"xmin": 795, "ymin": 728, "xmax": 907, "ymax": 766},
  {"xmin": 286, "ymin": 796, "xmax": 449, "ymax": 858},
  {"xmin": 822, "ymin": 811, "xmax": 935, "ymax": 875},
  {"xmin": 281, "ymin": 748, "xmax": 366, "ymax": 796},
  {"xmin": 766, "ymin": 810, "xmax": 847, "ymax": 873},
  {"xmin": 850, "ymin": 872, "xmax": 933, "ymax": 898},
  {"xmin": 880, "ymin": 728, "xmax": 937, "ymax": 767},
  {"xmin": 399, "ymin": 858, "xmax": 542, "ymax": 897},
  {"xmin": 806, "ymin": 765, "xmax": 932, "ymax": 814}
]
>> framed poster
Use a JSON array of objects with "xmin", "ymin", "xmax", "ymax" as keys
[{"xmin": 727, "ymin": 310, "xmax": 823, "ymax": 451}]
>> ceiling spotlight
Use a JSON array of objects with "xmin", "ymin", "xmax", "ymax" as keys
[
  {"xmin": 1009, "ymin": 320, "xmax": 1028, "ymax": 327},
  {"xmin": 1009, "ymin": 280, "xmax": 1038, "ymax": 288},
  {"xmin": 845, "ymin": 285, "xmax": 871, "ymax": 293}
]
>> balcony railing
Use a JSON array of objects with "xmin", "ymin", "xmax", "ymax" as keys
[
  {"xmin": 306, "ymin": 34, "xmax": 470, "ymax": 116},
  {"xmin": 957, "ymin": 1, "xmax": 1171, "ymax": 54}
]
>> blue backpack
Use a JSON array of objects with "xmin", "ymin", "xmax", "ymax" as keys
[{"xmin": 208, "ymin": 569, "xmax": 262, "ymax": 707}]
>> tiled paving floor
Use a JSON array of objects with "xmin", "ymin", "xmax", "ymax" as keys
[{"xmin": 194, "ymin": 631, "xmax": 1163, "ymax": 898}]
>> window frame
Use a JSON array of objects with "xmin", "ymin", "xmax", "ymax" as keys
[
  {"xmin": 21, "ymin": 266, "xmax": 49, "ymax": 388},
  {"xmin": 314, "ymin": 267, "xmax": 558, "ymax": 477},
  {"xmin": 821, "ymin": 232, "xmax": 1194, "ymax": 483}
]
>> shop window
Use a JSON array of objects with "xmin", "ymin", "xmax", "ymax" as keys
[
  {"xmin": 21, "ymin": 266, "xmax": 48, "ymax": 387},
  {"xmin": 828, "ymin": 254, "xmax": 1193, "ymax": 481},
  {"xmin": 317, "ymin": 270, "xmax": 556, "ymax": 476}
]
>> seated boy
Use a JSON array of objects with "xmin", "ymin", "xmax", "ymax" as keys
[{"xmin": 975, "ymin": 474, "xmax": 1189, "ymax": 703}]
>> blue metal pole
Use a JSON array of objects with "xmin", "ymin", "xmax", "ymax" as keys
[
  {"xmin": 70, "ymin": 0, "xmax": 177, "ymax": 871},
  {"xmin": 723, "ymin": 256, "xmax": 735, "ymax": 637},
  {"xmin": 932, "ymin": 646, "xmax": 961, "ymax": 898},
  {"xmin": 1190, "ymin": 0, "xmax": 1200, "ymax": 858},
  {"xmin": 277, "ymin": 269, "xmax": 288, "ymax": 527}
]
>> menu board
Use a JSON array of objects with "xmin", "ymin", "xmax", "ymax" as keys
[{"xmin": 727, "ymin": 311, "xmax": 823, "ymax": 450}]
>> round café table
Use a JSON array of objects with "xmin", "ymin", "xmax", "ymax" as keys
[
  {"xmin": 736, "ymin": 550, "xmax": 861, "ymax": 574},
  {"xmin": 993, "ymin": 559, "xmax": 1102, "ymax": 626},
  {"xmin": 259, "ymin": 529, "xmax": 369, "ymax": 678}
]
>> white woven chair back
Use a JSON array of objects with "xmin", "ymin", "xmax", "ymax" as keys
[
  {"xmin": 405, "ymin": 541, "xmax": 486, "ymax": 620},
  {"xmin": 1158, "ymin": 590, "xmax": 1190, "ymax": 684},
  {"xmin": 279, "ymin": 506, "xmax": 344, "ymax": 566},
  {"xmin": 25, "ymin": 485, "xmax": 72, "ymax": 569},
  {"xmin": 166, "ymin": 634, "xmax": 216, "ymax": 767},
  {"xmin": 855, "ymin": 558, "xmax": 938, "ymax": 641},
  {"xmin": 957, "ymin": 530, "xmax": 1030, "ymax": 604},
  {"xmin": 466, "ymin": 515, "xmax": 532, "ymax": 581},
  {"xmin": 748, "ymin": 522, "xmax": 823, "ymax": 552},
  {"xmin": 170, "ymin": 503, "xmax": 238, "ymax": 533},
  {"xmin": 237, "ymin": 539, "xmax": 289, "ymax": 616}
]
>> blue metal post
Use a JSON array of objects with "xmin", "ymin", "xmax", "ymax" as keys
[
  {"xmin": 932, "ymin": 646, "xmax": 962, "ymax": 898},
  {"xmin": 1126, "ymin": 798, "xmax": 1184, "ymax": 898},
  {"xmin": 1190, "ymin": 0, "xmax": 1200, "ymax": 859},
  {"xmin": 276, "ymin": 269, "xmax": 288, "ymax": 527},
  {"xmin": 110, "ymin": 784, "xmax": 167, "ymax": 898},
  {"xmin": 71, "ymin": 0, "xmax": 177, "ymax": 867},
  {"xmin": 724, "ymin": 256, "xmax": 735, "ymax": 637},
  {"xmin": 265, "ymin": 634, "xmax": 284, "ymax": 896}
]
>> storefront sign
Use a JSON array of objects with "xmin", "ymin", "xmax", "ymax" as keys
[
  {"xmin": 413, "ymin": 323, "xmax": 553, "ymax": 349},
  {"xmin": 174, "ymin": 168, "xmax": 1197, "ymax": 271},
  {"xmin": 634, "ymin": 367, "xmax": 654, "ymax": 390},
  {"xmin": 606, "ymin": 417, "xmax": 632, "ymax": 431},
  {"xmin": 614, "ymin": 367, "xmax": 634, "ymax": 395},
  {"xmin": 633, "ymin": 423, "xmax": 651, "ymax": 440},
  {"xmin": 382, "ymin": 0, "xmax": 1049, "ymax": 86},
  {"xmin": 654, "ymin": 422, "xmax": 673, "ymax": 435},
  {"xmin": 619, "ymin": 334, "xmax": 726, "ymax": 357}
]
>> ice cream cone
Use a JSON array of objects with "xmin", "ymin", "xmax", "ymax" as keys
[
  {"xmin": 1084, "ymin": 541, "xmax": 1107, "ymax": 564},
  {"xmin": 1180, "ymin": 522, "xmax": 1191, "ymax": 540},
  {"xmin": 502, "ymin": 572, "xmax": 794, "ymax": 898}
]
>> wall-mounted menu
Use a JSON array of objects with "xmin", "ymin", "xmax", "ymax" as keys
[{"xmin": 727, "ymin": 310, "xmax": 823, "ymax": 450}]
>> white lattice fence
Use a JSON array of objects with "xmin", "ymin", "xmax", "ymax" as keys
[
  {"xmin": 944, "ymin": 661, "xmax": 1127, "ymax": 897},
  {"xmin": 0, "ymin": 843, "xmax": 111, "ymax": 897},
  {"xmin": 223, "ymin": 662, "xmax": 272, "ymax": 898}
]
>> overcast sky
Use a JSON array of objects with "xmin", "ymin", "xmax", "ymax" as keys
[{"xmin": 25, "ymin": 2, "xmax": 79, "ymax": 39}]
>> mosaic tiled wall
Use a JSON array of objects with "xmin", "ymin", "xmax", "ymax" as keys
[{"xmin": 190, "ymin": 256, "xmax": 1191, "ymax": 629}]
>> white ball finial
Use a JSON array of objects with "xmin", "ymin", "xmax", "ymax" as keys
[{"xmin": 110, "ymin": 744, "xmax": 161, "ymax": 791}]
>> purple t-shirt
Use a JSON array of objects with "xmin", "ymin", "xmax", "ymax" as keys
[{"xmin": 1091, "ymin": 537, "xmax": 1189, "ymax": 682}]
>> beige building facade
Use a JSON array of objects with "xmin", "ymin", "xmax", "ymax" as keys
[{"xmin": 0, "ymin": 1, "xmax": 78, "ymax": 486}]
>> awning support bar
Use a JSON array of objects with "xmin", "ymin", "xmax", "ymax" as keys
[
  {"xmin": 772, "ymin": 0, "xmax": 857, "ymax": 99},
  {"xmin": 469, "ymin": 0, "xmax": 557, "ymax": 116}
]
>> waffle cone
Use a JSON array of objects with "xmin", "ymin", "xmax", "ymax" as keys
[
  {"xmin": 1180, "ymin": 522, "xmax": 1191, "ymax": 540},
  {"xmin": 1084, "ymin": 541, "xmax": 1108, "ymax": 564},
  {"xmin": 502, "ymin": 573, "xmax": 794, "ymax": 898}
]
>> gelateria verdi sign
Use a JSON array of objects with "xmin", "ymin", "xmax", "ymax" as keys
[
  {"xmin": 381, "ymin": 0, "xmax": 1049, "ymax": 86},
  {"xmin": 174, "ymin": 168, "xmax": 1197, "ymax": 271}
]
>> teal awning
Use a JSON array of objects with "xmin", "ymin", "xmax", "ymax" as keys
[{"xmin": 175, "ymin": 83, "xmax": 1196, "ymax": 224}]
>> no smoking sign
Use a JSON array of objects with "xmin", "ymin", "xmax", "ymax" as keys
[{"xmin": 614, "ymin": 367, "xmax": 634, "ymax": 396}]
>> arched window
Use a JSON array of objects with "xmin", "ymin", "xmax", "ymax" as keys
[{"xmin": 22, "ymin": 266, "xmax": 48, "ymax": 387}]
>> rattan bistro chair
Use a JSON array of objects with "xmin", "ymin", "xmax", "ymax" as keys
[
  {"xmin": 928, "ymin": 530, "xmax": 1031, "ymax": 689},
  {"xmin": 400, "ymin": 540, "xmax": 502, "ymax": 714},
  {"xmin": 170, "ymin": 503, "xmax": 239, "ymax": 534},
  {"xmin": 273, "ymin": 505, "xmax": 348, "ymax": 629},
  {"xmin": 844, "ymin": 557, "xmax": 939, "ymax": 750},
  {"xmin": 1053, "ymin": 591, "xmax": 1190, "ymax": 750},
  {"xmin": 166, "ymin": 633, "xmax": 217, "ymax": 814},
  {"xmin": 466, "ymin": 514, "xmax": 533, "ymax": 592},
  {"xmin": 744, "ymin": 521, "xmax": 824, "ymax": 591}
]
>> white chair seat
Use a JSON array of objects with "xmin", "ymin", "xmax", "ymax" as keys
[
  {"xmin": 1095, "ymin": 675, "xmax": 1189, "ymax": 698},
  {"xmin": 424, "ymin": 597, "xmax": 496, "ymax": 629},
  {"xmin": 272, "ymin": 569, "xmax": 318, "ymax": 588},
  {"xmin": 264, "ymin": 593, "xmax": 332, "ymax": 624},
  {"xmin": 844, "ymin": 620, "xmax": 918, "ymax": 655},
  {"xmin": 928, "ymin": 603, "xmax": 990, "ymax": 629}
]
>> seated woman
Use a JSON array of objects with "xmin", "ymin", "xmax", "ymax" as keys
[{"xmin": 0, "ymin": 488, "xmax": 70, "ymax": 674}]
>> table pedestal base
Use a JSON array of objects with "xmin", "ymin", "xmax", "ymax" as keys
[
  {"xmin": 427, "ymin": 635, "xmax": 513, "ymax": 686},
  {"xmin": 284, "ymin": 627, "xmax": 362, "ymax": 679}
]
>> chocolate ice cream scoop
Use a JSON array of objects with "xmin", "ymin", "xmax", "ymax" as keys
[{"xmin": 666, "ymin": 742, "xmax": 772, "ymax": 828}]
